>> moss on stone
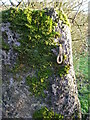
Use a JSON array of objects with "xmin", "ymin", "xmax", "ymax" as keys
[
  {"xmin": 2, "ymin": 39, "xmax": 10, "ymax": 51},
  {"xmin": 2, "ymin": 8, "xmax": 70, "ymax": 97},
  {"xmin": 56, "ymin": 10, "xmax": 70, "ymax": 27},
  {"xmin": 33, "ymin": 107, "xmax": 63, "ymax": 120},
  {"xmin": 2, "ymin": 31, "xmax": 10, "ymax": 51}
]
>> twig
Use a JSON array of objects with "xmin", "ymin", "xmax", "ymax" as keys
[
  {"xmin": 72, "ymin": 0, "xmax": 83, "ymax": 24},
  {"xmin": 9, "ymin": 0, "xmax": 23, "ymax": 7},
  {"xmin": 2, "ymin": 2, "xmax": 8, "ymax": 9}
]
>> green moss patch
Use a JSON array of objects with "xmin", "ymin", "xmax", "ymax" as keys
[
  {"xmin": 56, "ymin": 10, "xmax": 70, "ymax": 27},
  {"xmin": 2, "ymin": 39, "xmax": 10, "ymax": 51},
  {"xmin": 33, "ymin": 107, "xmax": 63, "ymax": 120}
]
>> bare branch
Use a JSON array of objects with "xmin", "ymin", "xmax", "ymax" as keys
[
  {"xmin": 16, "ymin": 1, "xmax": 23, "ymax": 7},
  {"xmin": 2, "ymin": 2, "xmax": 8, "ymax": 9},
  {"xmin": 9, "ymin": 0, "xmax": 23, "ymax": 7},
  {"xmin": 9, "ymin": 0, "xmax": 15, "ymax": 6},
  {"xmin": 72, "ymin": 0, "xmax": 83, "ymax": 23}
]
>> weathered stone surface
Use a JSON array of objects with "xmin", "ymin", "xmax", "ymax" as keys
[
  {"xmin": 47, "ymin": 9, "xmax": 81, "ymax": 119},
  {"xmin": 1, "ymin": 8, "xmax": 81, "ymax": 119}
]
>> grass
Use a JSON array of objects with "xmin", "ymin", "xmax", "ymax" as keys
[{"xmin": 73, "ymin": 51, "xmax": 89, "ymax": 113}]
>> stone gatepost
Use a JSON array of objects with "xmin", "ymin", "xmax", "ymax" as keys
[{"xmin": 48, "ymin": 8, "xmax": 81, "ymax": 119}]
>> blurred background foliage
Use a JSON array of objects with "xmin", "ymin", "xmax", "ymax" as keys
[{"xmin": 1, "ymin": 0, "xmax": 89, "ymax": 114}]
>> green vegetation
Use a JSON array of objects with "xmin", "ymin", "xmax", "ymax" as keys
[
  {"xmin": 73, "ymin": 52, "xmax": 88, "ymax": 113},
  {"xmin": 2, "ymin": 39, "xmax": 10, "ymax": 51},
  {"xmin": 33, "ymin": 107, "xmax": 63, "ymax": 120},
  {"xmin": 2, "ymin": 8, "xmax": 70, "ymax": 97},
  {"xmin": 56, "ymin": 10, "xmax": 70, "ymax": 27},
  {"xmin": 2, "ymin": 32, "xmax": 10, "ymax": 51},
  {"xmin": 26, "ymin": 64, "xmax": 70, "ymax": 97}
]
